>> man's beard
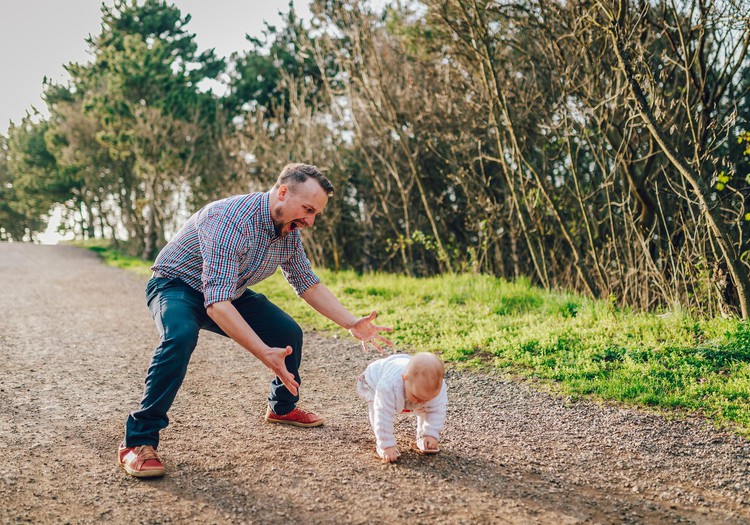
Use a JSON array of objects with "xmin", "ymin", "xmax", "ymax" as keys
[
  {"xmin": 271, "ymin": 208, "xmax": 284, "ymax": 237},
  {"xmin": 271, "ymin": 208, "xmax": 304, "ymax": 237}
]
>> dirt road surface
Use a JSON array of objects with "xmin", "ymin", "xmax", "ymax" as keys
[{"xmin": 1, "ymin": 243, "xmax": 749, "ymax": 524}]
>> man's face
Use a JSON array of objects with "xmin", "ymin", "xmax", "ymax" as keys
[{"xmin": 271, "ymin": 178, "xmax": 329, "ymax": 237}]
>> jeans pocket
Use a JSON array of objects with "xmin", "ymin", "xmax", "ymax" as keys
[{"xmin": 146, "ymin": 276, "xmax": 179, "ymax": 307}]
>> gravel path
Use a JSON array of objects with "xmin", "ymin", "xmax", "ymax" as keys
[{"xmin": 1, "ymin": 243, "xmax": 749, "ymax": 524}]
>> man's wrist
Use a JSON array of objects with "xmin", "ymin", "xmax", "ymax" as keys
[{"xmin": 245, "ymin": 342, "xmax": 270, "ymax": 361}]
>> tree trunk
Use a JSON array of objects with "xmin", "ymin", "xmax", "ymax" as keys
[{"xmin": 607, "ymin": 18, "xmax": 750, "ymax": 319}]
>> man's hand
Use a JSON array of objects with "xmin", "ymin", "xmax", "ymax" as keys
[
  {"xmin": 206, "ymin": 300, "xmax": 299, "ymax": 395},
  {"xmin": 261, "ymin": 345, "xmax": 299, "ymax": 396},
  {"xmin": 349, "ymin": 310, "xmax": 393, "ymax": 353},
  {"xmin": 381, "ymin": 446, "xmax": 400, "ymax": 463},
  {"xmin": 301, "ymin": 285, "xmax": 395, "ymax": 351}
]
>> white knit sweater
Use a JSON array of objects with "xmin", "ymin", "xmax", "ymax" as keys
[{"xmin": 357, "ymin": 354, "xmax": 448, "ymax": 450}]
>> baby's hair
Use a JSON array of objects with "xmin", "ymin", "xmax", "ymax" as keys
[{"xmin": 405, "ymin": 352, "xmax": 444, "ymax": 392}]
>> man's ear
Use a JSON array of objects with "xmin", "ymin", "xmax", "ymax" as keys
[{"xmin": 278, "ymin": 184, "xmax": 288, "ymax": 201}]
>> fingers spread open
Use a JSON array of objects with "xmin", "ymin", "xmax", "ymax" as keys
[
  {"xmin": 376, "ymin": 334, "xmax": 393, "ymax": 347},
  {"xmin": 281, "ymin": 373, "xmax": 299, "ymax": 396}
]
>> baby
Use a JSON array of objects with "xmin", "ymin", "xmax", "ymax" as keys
[{"xmin": 356, "ymin": 352, "xmax": 447, "ymax": 463}]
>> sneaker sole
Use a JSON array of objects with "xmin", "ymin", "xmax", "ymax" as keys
[
  {"xmin": 264, "ymin": 415, "xmax": 325, "ymax": 428},
  {"xmin": 118, "ymin": 460, "xmax": 165, "ymax": 478}
]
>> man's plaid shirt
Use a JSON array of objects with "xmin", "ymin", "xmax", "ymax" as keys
[{"xmin": 152, "ymin": 192, "xmax": 320, "ymax": 307}]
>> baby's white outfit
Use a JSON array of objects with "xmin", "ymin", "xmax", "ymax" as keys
[{"xmin": 356, "ymin": 353, "xmax": 447, "ymax": 457}]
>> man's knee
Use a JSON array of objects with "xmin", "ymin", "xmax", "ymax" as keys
[
  {"xmin": 263, "ymin": 310, "xmax": 303, "ymax": 351},
  {"xmin": 160, "ymin": 325, "xmax": 199, "ymax": 360},
  {"xmin": 286, "ymin": 320, "xmax": 303, "ymax": 350}
]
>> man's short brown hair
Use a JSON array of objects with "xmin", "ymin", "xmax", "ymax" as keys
[{"xmin": 275, "ymin": 163, "xmax": 334, "ymax": 197}]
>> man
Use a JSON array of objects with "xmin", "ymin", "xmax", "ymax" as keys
[{"xmin": 118, "ymin": 163, "xmax": 393, "ymax": 478}]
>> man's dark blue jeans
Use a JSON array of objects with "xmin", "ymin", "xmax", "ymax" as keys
[{"xmin": 124, "ymin": 276, "xmax": 303, "ymax": 448}]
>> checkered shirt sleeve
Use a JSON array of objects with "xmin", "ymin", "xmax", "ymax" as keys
[{"xmin": 196, "ymin": 210, "xmax": 243, "ymax": 306}]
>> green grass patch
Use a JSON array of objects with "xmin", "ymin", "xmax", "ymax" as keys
[
  {"xmin": 75, "ymin": 240, "xmax": 154, "ymax": 277},
  {"xmin": 76, "ymin": 240, "xmax": 750, "ymax": 436}
]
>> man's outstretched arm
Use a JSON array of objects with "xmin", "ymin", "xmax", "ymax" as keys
[{"xmin": 301, "ymin": 283, "xmax": 394, "ymax": 352}]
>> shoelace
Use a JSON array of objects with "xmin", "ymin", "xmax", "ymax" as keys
[
  {"xmin": 134, "ymin": 445, "xmax": 160, "ymax": 462},
  {"xmin": 291, "ymin": 408, "xmax": 318, "ymax": 422}
]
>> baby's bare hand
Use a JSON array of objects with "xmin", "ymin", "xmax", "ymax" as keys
[{"xmin": 422, "ymin": 436, "xmax": 439, "ymax": 451}]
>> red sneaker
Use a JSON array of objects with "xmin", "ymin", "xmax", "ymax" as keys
[
  {"xmin": 265, "ymin": 407, "xmax": 324, "ymax": 427},
  {"xmin": 117, "ymin": 443, "xmax": 166, "ymax": 478}
]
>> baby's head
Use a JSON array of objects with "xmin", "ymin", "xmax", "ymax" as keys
[{"xmin": 402, "ymin": 352, "xmax": 444, "ymax": 404}]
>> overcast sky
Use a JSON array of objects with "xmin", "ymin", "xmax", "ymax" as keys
[{"xmin": 0, "ymin": 0, "xmax": 315, "ymax": 135}]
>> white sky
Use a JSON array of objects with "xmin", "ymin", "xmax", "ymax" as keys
[{"xmin": 0, "ymin": 0, "xmax": 315, "ymax": 135}]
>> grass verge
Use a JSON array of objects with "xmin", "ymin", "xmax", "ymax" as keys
[{"xmin": 76, "ymin": 240, "xmax": 750, "ymax": 435}]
